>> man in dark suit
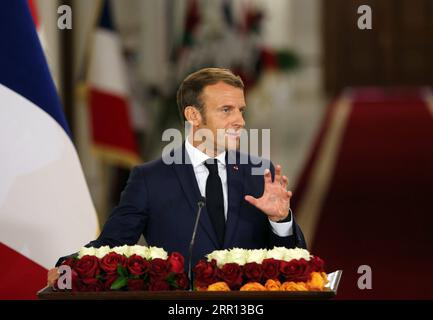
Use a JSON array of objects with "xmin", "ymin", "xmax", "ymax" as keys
[{"xmin": 47, "ymin": 68, "xmax": 306, "ymax": 285}]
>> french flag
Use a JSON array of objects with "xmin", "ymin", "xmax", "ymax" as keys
[
  {"xmin": 27, "ymin": 0, "xmax": 43, "ymax": 41},
  {"xmin": 0, "ymin": 1, "xmax": 98, "ymax": 299},
  {"xmin": 88, "ymin": 1, "xmax": 141, "ymax": 167}
]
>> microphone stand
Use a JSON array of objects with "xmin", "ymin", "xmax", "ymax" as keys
[{"xmin": 188, "ymin": 197, "xmax": 205, "ymax": 291}]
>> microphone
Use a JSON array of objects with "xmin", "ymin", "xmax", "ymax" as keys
[{"xmin": 188, "ymin": 197, "xmax": 206, "ymax": 291}]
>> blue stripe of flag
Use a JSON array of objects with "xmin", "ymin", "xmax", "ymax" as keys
[
  {"xmin": 0, "ymin": 0, "xmax": 71, "ymax": 137},
  {"xmin": 100, "ymin": 1, "xmax": 114, "ymax": 31}
]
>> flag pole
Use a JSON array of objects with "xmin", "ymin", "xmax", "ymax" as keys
[{"xmin": 60, "ymin": 0, "xmax": 75, "ymax": 140}]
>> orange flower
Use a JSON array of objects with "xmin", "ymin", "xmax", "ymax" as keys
[
  {"xmin": 207, "ymin": 282, "xmax": 231, "ymax": 291},
  {"xmin": 321, "ymin": 272, "xmax": 329, "ymax": 283},
  {"xmin": 281, "ymin": 281, "xmax": 308, "ymax": 291},
  {"xmin": 264, "ymin": 279, "xmax": 281, "ymax": 291},
  {"xmin": 306, "ymin": 272, "xmax": 328, "ymax": 291},
  {"xmin": 240, "ymin": 282, "xmax": 267, "ymax": 291}
]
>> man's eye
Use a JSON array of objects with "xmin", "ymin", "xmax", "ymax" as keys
[{"xmin": 222, "ymin": 107, "xmax": 230, "ymax": 112}]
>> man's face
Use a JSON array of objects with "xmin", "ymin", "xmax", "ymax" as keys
[{"xmin": 194, "ymin": 81, "xmax": 246, "ymax": 153}]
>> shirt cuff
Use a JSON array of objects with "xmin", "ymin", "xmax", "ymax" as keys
[{"xmin": 269, "ymin": 209, "xmax": 294, "ymax": 237}]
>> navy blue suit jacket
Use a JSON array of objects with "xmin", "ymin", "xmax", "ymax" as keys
[{"xmin": 84, "ymin": 145, "xmax": 306, "ymax": 268}]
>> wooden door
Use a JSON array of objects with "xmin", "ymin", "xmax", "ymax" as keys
[{"xmin": 323, "ymin": 0, "xmax": 433, "ymax": 95}]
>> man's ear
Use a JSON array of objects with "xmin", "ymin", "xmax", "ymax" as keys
[{"xmin": 184, "ymin": 106, "xmax": 202, "ymax": 126}]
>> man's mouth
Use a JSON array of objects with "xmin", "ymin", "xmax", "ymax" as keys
[{"xmin": 225, "ymin": 130, "xmax": 241, "ymax": 138}]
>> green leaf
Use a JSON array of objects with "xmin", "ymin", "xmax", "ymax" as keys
[
  {"xmin": 168, "ymin": 279, "xmax": 177, "ymax": 288},
  {"xmin": 110, "ymin": 277, "xmax": 127, "ymax": 290},
  {"xmin": 166, "ymin": 273, "xmax": 178, "ymax": 288},
  {"xmin": 166, "ymin": 273, "xmax": 175, "ymax": 282},
  {"xmin": 117, "ymin": 264, "xmax": 128, "ymax": 278}
]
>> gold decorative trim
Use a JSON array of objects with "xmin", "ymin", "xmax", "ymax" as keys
[{"xmin": 92, "ymin": 145, "xmax": 142, "ymax": 168}]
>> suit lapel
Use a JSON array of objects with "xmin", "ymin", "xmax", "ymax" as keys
[
  {"xmin": 172, "ymin": 144, "xmax": 220, "ymax": 248},
  {"xmin": 223, "ymin": 151, "xmax": 244, "ymax": 248}
]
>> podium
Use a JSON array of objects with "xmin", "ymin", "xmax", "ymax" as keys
[
  {"xmin": 37, "ymin": 287, "xmax": 335, "ymax": 300},
  {"xmin": 37, "ymin": 270, "xmax": 342, "ymax": 300}
]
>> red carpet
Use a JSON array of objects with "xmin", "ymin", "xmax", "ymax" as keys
[{"xmin": 293, "ymin": 88, "xmax": 433, "ymax": 299}]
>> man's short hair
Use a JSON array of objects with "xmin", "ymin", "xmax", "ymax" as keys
[{"xmin": 176, "ymin": 68, "xmax": 244, "ymax": 121}]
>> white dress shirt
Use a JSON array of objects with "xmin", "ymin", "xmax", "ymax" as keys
[{"xmin": 185, "ymin": 139, "xmax": 293, "ymax": 237}]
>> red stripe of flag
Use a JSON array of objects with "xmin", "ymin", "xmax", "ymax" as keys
[
  {"xmin": 0, "ymin": 243, "xmax": 47, "ymax": 300},
  {"xmin": 89, "ymin": 88, "xmax": 139, "ymax": 155}
]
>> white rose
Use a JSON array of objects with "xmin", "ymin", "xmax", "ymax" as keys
[
  {"xmin": 246, "ymin": 249, "xmax": 267, "ymax": 264},
  {"xmin": 78, "ymin": 247, "xmax": 96, "ymax": 258},
  {"xmin": 226, "ymin": 248, "xmax": 247, "ymax": 265},
  {"xmin": 95, "ymin": 246, "xmax": 111, "ymax": 258},
  {"xmin": 111, "ymin": 245, "xmax": 129, "ymax": 256},
  {"xmin": 266, "ymin": 247, "xmax": 288, "ymax": 260},
  {"xmin": 128, "ymin": 245, "xmax": 149, "ymax": 258},
  {"xmin": 207, "ymin": 250, "xmax": 229, "ymax": 267},
  {"xmin": 283, "ymin": 248, "xmax": 311, "ymax": 261},
  {"xmin": 148, "ymin": 246, "xmax": 168, "ymax": 260}
]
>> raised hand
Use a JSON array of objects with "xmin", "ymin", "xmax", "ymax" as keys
[{"xmin": 244, "ymin": 165, "xmax": 292, "ymax": 222}]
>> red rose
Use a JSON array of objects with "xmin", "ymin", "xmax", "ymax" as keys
[
  {"xmin": 74, "ymin": 255, "xmax": 100, "ymax": 279},
  {"xmin": 174, "ymin": 273, "xmax": 189, "ymax": 290},
  {"xmin": 262, "ymin": 258, "xmax": 280, "ymax": 280},
  {"xmin": 217, "ymin": 263, "xmax": 243, "ymax": 290},
  {"xmin": 71, "ymin": 272, "xmax": 85, "ymax": 292},
  {"xmin": 150, "ymin": 258, "xmax": 169, "ymax": 279},
  {"xmin": 61, "ymin": 257, "xmax": 76, "ymax": 268},
  {"xmin": 243, "ymin": 262, "xmax": 263, "ymax": 283},
  {"xmin": 167, "ymin": 252, "xmax": 185, "ymax": 274},
  {"xmin": 100, "ymin": 252, "xmax": 127, "ymax": 275},
  {"xmin": 127, "ymin": 279, "xmax": 146, "ymax": 291},
  {"xmin": 127, "ymin": 255, "xmax": 150, "ymax": 276},
  {"xmin": 279, "ymin": 260, "xmax": 290, "ymax": 276},
  {"xmin": 81, "ymin": 278, "xmax": 104, "ymax": 291},
  {"xmin": 193, "ymin": 259, "xmax": 217, "ymax": 288},
  {"xmin": 104, "ymin": 274, "xmax": 118, "ymax": 290},
  {"xmin": 149, "ymin": 279, "xmax": 170, "ymax": 291},
  {"xmin": 72, "ymin": 270, "xmax": 84, "ymax": 291},
  {"xmin": 55, "ymin": 268, "xmax": 82, "ymax": 291},
  {"xmin": 280, "ymin": 259, "xmax": 310, "ymax": 282},
  {"xmin": 310, "ymin": 256, "xmax": 325, "ymax": 272},
  {"xmin": 55, "ymin": 259, "xmax": 77, "ymax": 290}
]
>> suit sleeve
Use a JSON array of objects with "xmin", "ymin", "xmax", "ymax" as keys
[
  {"xmin": 55, "ymin": 166, "xmax": 149, "ymax": 266},
  {"xmin": 268, "ymin": 215, "xmax": 307, "ymax": 249},
  {"xmin": 86, "ymin": 166, "xmax": 149, "ymax": 248}
]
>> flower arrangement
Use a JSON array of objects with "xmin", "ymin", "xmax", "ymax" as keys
[
  {"xmin": 55, "ymin": 245, "xmax": 188, "ymax": 292},
  {"xmin": 193, "ymin": 247, "xmax": 328, "ymax": 291}
]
